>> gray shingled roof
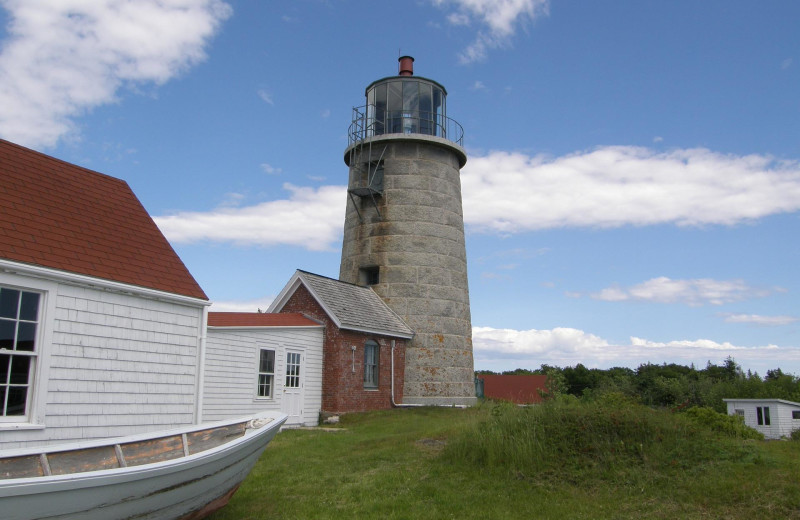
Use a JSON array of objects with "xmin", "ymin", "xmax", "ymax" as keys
[{"xmin": 278, "ymin": 270, "xmax": 414, "ymax": 339}]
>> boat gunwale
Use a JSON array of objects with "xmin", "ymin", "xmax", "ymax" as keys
[{"xmin": 0, "ymin": 411, "xmax": 287, "ymax": 495}]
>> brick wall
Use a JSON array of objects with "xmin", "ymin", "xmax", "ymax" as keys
[{"xmin": 280, "ymin": 284, "xmax": 406, "ymax": 413}]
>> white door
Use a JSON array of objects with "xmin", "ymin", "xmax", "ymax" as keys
[{"xmin": 281, "ymin": 350, "xmax": 304, "ymax": 424}]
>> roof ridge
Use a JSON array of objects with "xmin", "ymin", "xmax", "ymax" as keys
[{"xmin": 0, "ymin": 138, "xmax": 130, "ymax": 186}]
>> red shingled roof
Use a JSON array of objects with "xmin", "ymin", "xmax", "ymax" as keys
[
  {"xmin": 479, "ymin": 374, "xmax": 548, "ymax": 404},
  {"xmin": 0, "ymin": 139, "xmax": 207, "ymax": 300},
  {"xmin": 208, "ymin": 312, "xmax": 320, "ymax": 327}
]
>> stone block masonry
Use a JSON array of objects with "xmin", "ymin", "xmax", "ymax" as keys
[{"xmin": 340, "ymin": 137, "xmax": 476, "ymax": 406}]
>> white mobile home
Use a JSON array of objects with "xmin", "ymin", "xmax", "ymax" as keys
[
  {"xmin": 0, "ymin": 139, "xmax": 209, "ymax": 450},
  {"xmin": 204, "ymin": 312, "xmax": 324, "ymax": 427},
  {"xmin": 724, "ymin": 398, "xmax": 800, "ymax": 440}
]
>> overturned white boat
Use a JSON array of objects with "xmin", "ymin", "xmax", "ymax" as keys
[{"xmin": 0, "ymin": 410, "xmax": 287, "ymax": 520}]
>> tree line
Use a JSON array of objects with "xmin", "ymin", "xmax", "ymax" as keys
[{"xmin": 478, "ymin": 357, "xmax": 800, "ymax": 412}]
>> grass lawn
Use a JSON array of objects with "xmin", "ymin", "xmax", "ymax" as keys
[{"xmin": 209, "ymin": 403, "xmax": 800, "ymax": 519}]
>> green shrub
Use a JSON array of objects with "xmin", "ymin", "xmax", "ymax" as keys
[
  {"xmin": 443, "ymin": 400, "xmax": 761, "ymax": 483},
  {"xmin": 790, "ymin": 428, "xmax": 800, "ymax": 441},
  {"xmin": 682, "ymin": 406, "xmax": 763, "ymax": 440}
]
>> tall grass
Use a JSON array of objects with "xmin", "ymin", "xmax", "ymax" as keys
[
  {"xmin": 211, "ymin": 403, "xmax": 800, "ymax": 519},
  {"xmin": 443, "ymin": 396, "xmax": 762, "ymax": 483}
]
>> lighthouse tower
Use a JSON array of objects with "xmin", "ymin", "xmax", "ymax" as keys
[{"xmin": 339, "ymin": 57, "xmax": 475, "ymax": 406}]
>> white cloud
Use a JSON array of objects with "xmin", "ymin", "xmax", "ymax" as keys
[
  {"xmin": 461, "ymin": 146, "xmax": 800, "ymax": 232},
  {"xmin": 432, "ymin": 0, "xmax": 549, "ymax": 63},
  {"xmin": 153, "ymin": 184, "xmax": 345, "ymax": 251},
  {"xmin": 473, "ymin": 325, "xmax": 800, "ymax": 374},
  {"xmin": 260, "ymin": 163, "xmax": 282, "ymax": 175},
  {"xmin": 471, "ymin": 80, "xmax": 488, "ymax": 90},
  {"xmin": 209, "ymin": 297, "xmax": 275, "ymax": 312},
  {"xmin": 0, "ymin": 0, "xmax": 231, "ymax": 148},
  {"xmin": 257, "ymin": 89, "xmax": 274, "ymax": 105},
  {"xmin": 781, "ymin": 57, "xmax": 793, "ymax": 70},
  {"xmin": 153, "ymin": 145, "xmax": 800, "ymax": 252},
  {"xmin": 722, "ymin": 313, "xmax": 799, "ymax": 326},
  {"xmin": 589, "ymin": 277, "xmax": 774, "ymax": 306}
]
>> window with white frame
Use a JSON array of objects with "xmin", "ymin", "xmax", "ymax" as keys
[
  {"xmin": 257, "ymin": 349, "xmax": 275, "ymax": 398},
  {"xmin": 364, "ymin": 340, "xmax": 379, "ymax": 388},
  {"xmin": 757, "ymin": 406, "xmax": 771, "ymax": 426},
  {"xmin": 0, "ymin": 286, "xmax": 40, "ymax": 420},
  {"xmin": 285, "ymin": 352, "xmax": 301, "ymax": 388}
]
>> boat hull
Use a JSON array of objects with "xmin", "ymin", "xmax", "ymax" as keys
[{"xmin": 0, "ymin": 411, "xmax": 287, "ymax": 520}]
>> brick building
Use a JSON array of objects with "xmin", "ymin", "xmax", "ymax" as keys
[{"xmin": 269, "ymin": 270, "xmax": 413, "ymax": 414}]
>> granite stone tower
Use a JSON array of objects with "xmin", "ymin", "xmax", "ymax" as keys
[{"xmin": 339, "ymin": 57, "xmax": 475, "ymax": 406}]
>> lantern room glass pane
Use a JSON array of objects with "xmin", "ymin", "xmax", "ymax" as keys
[
  {"xmin": 402, "ymin": 81, "xmax": 419, "ymax": 134},
  {"xmin": 387, "ymin": 80, "xmax": 402, "ymax": 133},
  {"xmin": 419, "ymin": 83, "xmax": 433, "ymax": 135},
  {"xmin": 433, "ymin": 88, "xmax": 444, "ymax": 137},
  {"xmin": 374, "ymin": 83, "xmax": 386, "ymax": 135}
]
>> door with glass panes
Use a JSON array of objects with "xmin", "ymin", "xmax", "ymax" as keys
[{"xmin": 281, "ymin": 350, "xmax": 304, "ymax": 423}]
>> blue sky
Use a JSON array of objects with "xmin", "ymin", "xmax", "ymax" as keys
[{"xmin": 1, "ymin": 0, "xmax": 799, "ymax": 376}]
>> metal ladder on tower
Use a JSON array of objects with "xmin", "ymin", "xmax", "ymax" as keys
[{"xmin": 347, "ymin": 106, "xmax": 386, "ymax": 221}]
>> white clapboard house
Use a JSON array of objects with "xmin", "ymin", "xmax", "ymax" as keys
[
  {"xmin": 0, "ymin": 140, "xmax": 328, "ymax": 449},
  {"xmin": 204, "ymin": 312, "xmax": 323, "ymax": 427},
  {"xmin": 0, "ymin": 139, "xmax": 211, "ymax": 449},
  {"xmin": 724, "ymin": 398, "xmax": 800, "ymax": 440}
]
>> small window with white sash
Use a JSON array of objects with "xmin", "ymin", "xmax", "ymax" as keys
[{"xmin": 257, "ymin": 349, "xmax": 275, "ymax": 398}]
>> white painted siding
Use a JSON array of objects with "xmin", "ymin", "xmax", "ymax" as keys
[
  {"xmin": 203, "ymin": 326, "xmax": 323, "ymax": 427},
  {"xmin": 725, "ymin": 399, "xmax": 800, "ymax": 439},
  {"xmin": 0, "ymin": 271, "xmax": 206, "ymax": 449}
]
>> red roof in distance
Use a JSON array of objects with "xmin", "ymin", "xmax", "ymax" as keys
[
  {"xmin": 479, "ymin": 374, "xmax": 549, "ymax": 404},
  {"xmin": 208, "ymin": 312, "xmax": 321, "ymax": 328},
  {"xmin": 0, "ymin": 139, "xmax": 207, "ymax": 300}
]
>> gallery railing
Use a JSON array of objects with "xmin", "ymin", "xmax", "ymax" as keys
[{"xmin": 348, "ymin": 105, "xmax": 464, "ymax": 147}]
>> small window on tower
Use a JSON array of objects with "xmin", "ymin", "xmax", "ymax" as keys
[{"xmin": 359, "ymin": 266, "xmax": 379, "ymax": 286}]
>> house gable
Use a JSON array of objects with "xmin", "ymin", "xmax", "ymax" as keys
[
  {"xmin": 268, "ymin": 270, "xmax": 413, "ymax": 339},
  {"xmin": 277, "ymin": 281, "xmax": 408, "ymax": 413},
  {"xmin": 0, "ymin": 139, "xmax": 206, "ymax": 300}
]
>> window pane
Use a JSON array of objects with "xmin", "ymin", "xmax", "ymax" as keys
[
  {"xmin": 757, "ymin": 407, "xmax": 764, "ymax": 425},
  {"xmin": 258, "ymin": 374, "xmax": 273, "ymax": 398},
  {"xmin": 9, "ymin": 356, "xmax": 30, "ymax": 385},
  {"xmin": 364, "ymin": 341, "xmax": 379, "ymax": 387},
  {"xmin": 19, "ymin": 292, "xmax": 39, "ymax": 322},
  {"xmin": 0, "ymin": 320, "xmax": 14, "ymax": 350},
  {"xmin": 259, "ymin": 350, "xmax": 275, "ymax": 373},
  {"xmin": 0, "ymin": 386, "xmax": 5, "ymax": 415},
  {"xmin": 764, "ymin": 407, "xmax": 771, "ymax": 426},
  {"xmin": 16, "ymin": 322, "xmax": 36, "ymax": 351},
  {"xmin": 0, "ymin": 354, "xmax": 9, "ymax": 383},
  {"xmin": 7, "ymin": 386, "xmax": 26, "ymax": 416},
  {"xmin": 0, "ymin": 289, "xmax": 19, "ymax": 319}
]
